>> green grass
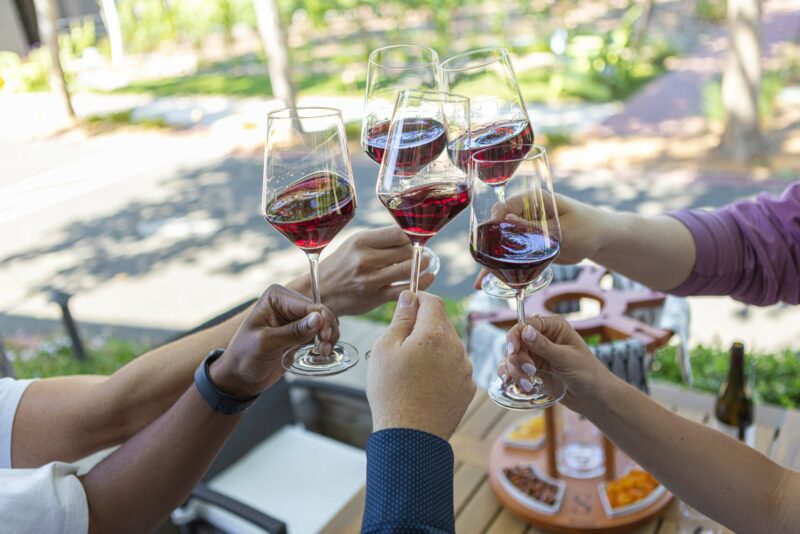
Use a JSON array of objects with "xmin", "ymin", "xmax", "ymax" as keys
[
  {"xmin": 84, "ymin": 109, "xmax": 170, "ymax": 129},
  {"xmin": 12, "ymin": 338, "xmax": 146, "ymax": 378}
]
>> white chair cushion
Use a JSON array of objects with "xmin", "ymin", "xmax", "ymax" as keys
[{"xmin": 203, "ymin": 425, "xmax": 366, "ymax": 534}]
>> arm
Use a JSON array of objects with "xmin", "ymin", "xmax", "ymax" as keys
[
  {"xmin": 474, "ymin": 183, "xmax": 800, "ymax": 304},
  {"xmin": 503, "ymin": 316, "xmax": 800, "ymax": 534},
  {"xmin": 82, "ymin": 285, "xmax": 339, "ymax": 533},
  {"xmin": 363, "ymin": 292, "xmax": 476, "ymax": 533},
  {"xmin": 13, "ymin": 226, "xmax": 431, "ymax": 468}
]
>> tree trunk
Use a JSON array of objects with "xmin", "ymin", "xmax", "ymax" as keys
[
  {"xmin": 254, "ymin": 0, "xmax": 297, "ymax": 110},
  {"xmin": 98, "ymin": 0, "xmax": 125, "ymax": 67},
  {"xmin": 33, "ymin": 0, "xmax": 76, "ymax": 120},
  {"xmin": 633, "ymin": 0, "xmax": 656, "ymax": 49},
  {"xmin": 720, "ymin": 0, "xmax": 764, "ymax": 162}
]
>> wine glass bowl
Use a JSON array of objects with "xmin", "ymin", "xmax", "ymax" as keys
[
  {"xmin": 263, "ymin": 107, "xmax": 359, "ymax": 377},
  {"xmin": 362, "ymin": 45, "xmax": 442, "ymax": 166},
  {"xmin": 376, "ymin": 89, "xmax": 471, "ymax": 293},
  {"xmin": 469, "ymin": 144, "xmax": 566, "ymax": 410},
  {"xmin": 442, "ymin": 48, "xmax": 537, "ymax": 298}
]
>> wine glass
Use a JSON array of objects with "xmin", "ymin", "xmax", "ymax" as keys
[
  {"xmin": 469, "ymin": 144, "xmax": 566, "ymax": 410},
  {"xmin": 363, "ymin": 45, "xmax": 443, "ymax": 282},
  {"xmin": 262, "ymin": 107, "xmax": 359, "ymax": 376},
  {"xmin": 376, "ymin": 89, "xmax": 471, "ymax": 293},
  {"xmin": 442, "ymin": 47, "xmax": 543, "ymax": 299}
]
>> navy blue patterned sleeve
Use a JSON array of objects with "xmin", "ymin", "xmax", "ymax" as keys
[{"xmin": 361, "ymin": 429, "xmax": 455, "ymax": 534}]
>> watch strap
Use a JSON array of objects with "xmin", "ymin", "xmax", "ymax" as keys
[{"xmin": 194, "ymin": 349, "xmax": 259, "ymax": 415}]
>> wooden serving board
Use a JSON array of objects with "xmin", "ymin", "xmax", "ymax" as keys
[{"xmin": 488, "ymin": 407, "xmax": 673, "ymax": 533}]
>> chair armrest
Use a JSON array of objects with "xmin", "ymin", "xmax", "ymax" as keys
[
  {"xmin": 180, "ymin": 482, "xmax": 287, "ymax": 534},
  {"xmin": 289, "ymin": 378, "xmax": 368, "ymax": 401}
]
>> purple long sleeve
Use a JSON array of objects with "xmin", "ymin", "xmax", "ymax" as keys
[{"xmin": 668, "ymin": 182, "xmax": 800, "ymax": 306}]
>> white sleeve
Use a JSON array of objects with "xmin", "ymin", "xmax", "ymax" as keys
[
  {"xmin": 0, "ymin": 377, "xmax": 35, "ymax": 468},
  {"xmin": 0, "ymin": 462, "xmax": 89, "ymax": 534}
]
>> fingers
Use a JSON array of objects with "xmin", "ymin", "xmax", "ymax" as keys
[
  {"xmin": 373, "ymin": 254, "xmax": 431, "ymax": 286},
  {"xmin": 351, "ymin": 226, "xmax": 409, "ymax": 249},
  {"xmin": 410, "ymin": 292, "xmax": 448, "ymax": 337},
  {"xmin": 504, "ymin": 315, "xmax": 580, "ymax": 379},
  {"xmin": 377, "ymin": 272, "xmax": 436, "ymax": 303},
  {"xmin": 269, "ymin": 310, "xmax": 326, "ymax": 351},
  {"xmin": 380, "ymin": 290, "xmax": 419, "ymax": 345}
]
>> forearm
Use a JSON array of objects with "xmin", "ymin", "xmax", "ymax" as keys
[
  {"xmin": 81, "ymin": 385, "xmax": 239, "ymax": 534},
  {"xmin": 12, "ymin": 307, "xmax": 249, "ymax": 467},
  {"xmin": 590, "ymin": 211, "xmax": 695, "ymax": 291},
  {"xmin": 585, "ymin": 377, "xmax": 798, "ymax": 533}
]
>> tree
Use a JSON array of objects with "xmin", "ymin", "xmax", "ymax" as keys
[
  {"xmin": 254, "ymin": 0, "xmax": 297, "ymax": 110},
  {"xmin": 33, "ymin": 0, "xmax": 76, "ymax": 120},
  {"xmin": 98, "ymin": 0, "xmax": 125, "ymax": 67},
  {"xmin": 720, "ymin": 0, "xmax": 764, "ymax": 162}
]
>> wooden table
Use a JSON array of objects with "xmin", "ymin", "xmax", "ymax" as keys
[{"xmin": 322, "ymin": 381, "xmax": 800, "ymax": 533}]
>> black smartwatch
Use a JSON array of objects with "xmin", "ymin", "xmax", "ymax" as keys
[{"xmin": 194, "ymin": 349, "xmax": 259, "ymax": 415}]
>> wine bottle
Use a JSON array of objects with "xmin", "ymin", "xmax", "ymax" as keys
[{"xmin": 714, "ymin": 342, "xmax": 754, "ymax": 443}]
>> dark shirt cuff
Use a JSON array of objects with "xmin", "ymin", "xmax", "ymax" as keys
[{"xmin": 361, "ymin": 428, "xmax": 455, "ymax": 534}]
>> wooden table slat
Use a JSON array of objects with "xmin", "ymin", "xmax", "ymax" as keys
[
  {"xmin": 458, "ymin": 393, "xmax": 508, "ymax": 440},
  {"xmin": 457, "ymin": 390, "xmax": 490, "ymax": 432},
  {"xmin": 771, "ymin": 410, "xmax": 800, "ymax": 470},
  {"xmin": 486, "ymin": 509, "xmax": 529, "ymax": 534},
  {"xmin": 454, "ymin": 482, "xmax": 503, "ymax": 534},
  {"xmin": 454, "ymin": 463, "xmax": 487, "ymax": 514},
  {"xmin": 318, "ymin": 486, "xmax": 365, "ymax": 534}
]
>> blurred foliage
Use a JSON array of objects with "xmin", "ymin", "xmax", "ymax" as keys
[
  {"xmin": 59, "ymin": 18, "xmax": 97, "ymax": 59},
  {"xmin": 703, "ymin": 72, "xmax": 786, "ymax": 125},
  {"xmin": 696, "ymin": 0, "xmax": 727, "ymax": 23},
  {"xmin": 117, "ymin": 0, "xmax": 255, "ymax": 52},
  {"xmin": 11, "ymin": 337, "xmax": 146, "ymax": 378},
  {"xmin": 652, "ymin": 344, "xmax": 800, "ymax": 409}
]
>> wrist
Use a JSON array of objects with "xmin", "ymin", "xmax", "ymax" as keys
[
  {"xmin": 209, "ymin": 356, "xmax": 259, "ymax": 399},
  {"xmin": 372, "ymin": 416, "xmax": 453, "ymax": 442}
]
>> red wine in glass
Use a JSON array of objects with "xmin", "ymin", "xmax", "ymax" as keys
[
  {"xmin": 448, "ymin": 119, "xmax": 534, "ymax": 184},
  {"xmin": 364, "ymin": 117, "xmax": 447, "ymax": 175},
  {"xmin": 264, "ymin": 171, "xmax": 356, "ymax": 251},
  {"xmin": 470, "ymin": 220, "xmax": 560, "ymax": 287},
  {"xmin": 378, "ymin": 182, "xmax": 470, "ymax": 245}
]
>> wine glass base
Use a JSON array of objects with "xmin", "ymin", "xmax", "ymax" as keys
[
  {"xmin": 390, "ymin": 246, "xmax": 441, "ymax": 287},
  {"xmin": 482, "ymin": 267, "xmax": 554, "ymax": 299},
  {"xmin": 488, "ymin": 370, "xmax": 566, "ymax": 410},
  {"xmin": 558, "ymin": 442, "xmax": 606, "ymax": 479},
  {"xmin": 282, "ymin": 341, "xmax": 359, "ymax": 377}
]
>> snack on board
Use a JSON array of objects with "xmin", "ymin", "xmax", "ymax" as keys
[
  {"xmin": 604, "ymin": 468, "xmax": 660, "ymax": 508},
  {"xmin": 505, "ymin": 416, "xmax": 545, "ymax": 448},
  {"xmin": 503, "ymin": 466, "xmax": 559, "ymax": 506}
]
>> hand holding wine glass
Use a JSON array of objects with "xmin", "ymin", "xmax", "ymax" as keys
[
  {"xmin": 469, "ymin": 144, "xmax": 565, "ymax": 410},
  {"xmin": 376, "ymin": 89, "xmax": 471, "ymax": 293},
  {"xmin": 262, "ymin": 107, "xmax": 359, "ymax": 377}
]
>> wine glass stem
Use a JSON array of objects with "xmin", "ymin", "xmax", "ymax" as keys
[
  {"xmin": 307, "ymin": 252, "xmax": 322, "ymax": 352},
  {"xmin": 515, "ymin": 289, "xmax": 525, "ymax": 327},
  {"xmin": 409, "ymin": 241, "xmax": 422, "ymax": 294}
]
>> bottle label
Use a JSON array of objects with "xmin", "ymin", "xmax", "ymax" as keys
[{"xmin": 710, "ymin": 419, "xmax": 755, "ymax": 447}]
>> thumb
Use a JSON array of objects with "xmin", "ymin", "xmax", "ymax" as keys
[
  {"xmin": 516, "ymin": 319, "xmax": 573, "ymax": 369},
  {"xmin": 271, "ymin": 310, "xmax": 323, "ymax": 349},
  {"xmin": 382, "ymin": 291, "xmax": 419, "ymax": 345}
]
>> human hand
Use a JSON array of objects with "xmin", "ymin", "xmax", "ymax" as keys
[
  {"xmin": 210, "ymin": 285, "xmax": 339, "ymax": 398},
  {"xmin": 367, "ymin": 291, "xmax": 476, "ymax": 441},
  {"xmin": 473, "ymin": 194, "xmax": 613, "ymax": 289},
  {"xmin": 288, "ymin": 226, "xmax": 435, "ymax": 316},
  {"xmin": 500, "ymin": 315, "xmax": 611, "ymax": 414}
]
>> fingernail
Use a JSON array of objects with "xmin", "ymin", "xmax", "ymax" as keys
[
  {"xmin": 305, "ymin": 312, "xmax": 321, "ymax": 329},
  {"xmin": 523, "ymin": 325, "xmax": 537, "ymax": 342},
  {"xmin": 398, "ymin": 291, "xmax": 414, "ymax": 307},
  {"xmin": 323, "ymin": 327, "xmax": 333, "ymax": 341},
  {"xmin": 522, "ymin": 362, "xmax": 536, "ymax": 376},
  {"xmin": 501, "ymin": 372, "xmax": 511, "ymax": 385},
  {"xmin": 519, "ymin": 378, "xmax": 534, "ymax": 393},
  {"xmin": 507, "ymin": 342, "xmax": 516, "ymax": 356}
]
